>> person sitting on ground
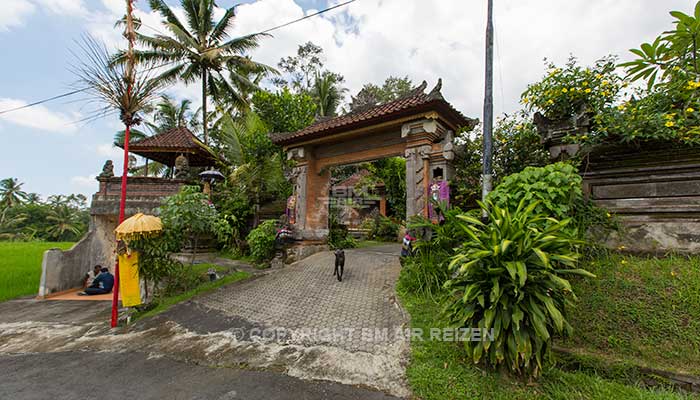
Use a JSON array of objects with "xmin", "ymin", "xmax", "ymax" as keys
[
  {"xmin": 82, "ymin": 265, "xmax": 102, "ymax": 289},
  {"xmin": 79, "ymin": 267, "xmax": 114, "ymax": 296}
]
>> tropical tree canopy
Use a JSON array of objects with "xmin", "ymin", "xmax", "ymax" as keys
[{"xmin": 121, "ymin": 0, "xmax": 275, "ymax": 144}]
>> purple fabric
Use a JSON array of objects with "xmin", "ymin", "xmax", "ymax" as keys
[{"xmin": 428, "ymin": 180, "xmax": 449, "ymax": 222}]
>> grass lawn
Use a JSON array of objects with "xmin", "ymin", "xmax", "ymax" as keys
[
  {"xmin": 398, "ymin": 291, "xmax": 693, "ymax": 399},
  {"xmin": 564, "ymin": 253, "xmax": 700, "ymax": 375},
  {"xmin": 216, "ymin": 249, "xmax": 256, "ymax": 263},
  {"xmin": 355, "ymin": 240, "xmax": 394, "ymax": 248},
  {"xmin": 0, "ymin": 241, "xmax": 74, "ymax": 302}
]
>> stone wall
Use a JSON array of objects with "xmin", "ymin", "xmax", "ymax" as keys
[
  {"xmin": 38, "ymin": 174, "xmax": 187, "ymax": 297},
  {"xmin": 582, "ymin": 143, "xmax": 700, "ymax": 253},
  {"xmin": 536, "ymin": 115, "xmax": 700, "ymax": 253}
]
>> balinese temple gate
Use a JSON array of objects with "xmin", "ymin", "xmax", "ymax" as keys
[{"xmin": 271, "ymin": 80, "xmax": 476, "ymax": 242}]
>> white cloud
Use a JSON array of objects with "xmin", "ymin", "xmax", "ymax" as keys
[
  {"xmin": 34, "ymin": 0, "xmax": 88, "ymax": 17},
  {"xmin": 0, "ymin": 0, "xmax": 35, "ymax": 32},
  {"xmin": 72, "ymin": 0, "xmax": 693, "ymax": 121},
  {"xmin": 0, "ymin": 98, "xmax": 79, "ymax": 134},
  {"xmin": 96, "ymin": 142, "xmax": 123, "ymax": 159},
  {"xmin": 70, "ymin": 174, "xmax": 97, "ymax": 188}
]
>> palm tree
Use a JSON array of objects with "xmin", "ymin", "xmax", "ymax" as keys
[
  {"xmin": 312, "ymin": 72, "xmax": 347, "ymax": 117},
  {"xmin": 220, "ymin": 112, "xmax": 288, "ymax": 226},
  {"xmin": 46, "ymin": 205, "xmax": 83, "ymax": 241},
  {"xmin": 120, "ymin": 0, "xmax": 275, "ymax": 144},
  {"xmin": 0, "ymin": 178, "xmax": 28, "ymax": 209},
  {"xmin": 0, "ymin": 209, "xmax": 28, "ymax": 241},
  {"xmin": 25, "ymin": 193, "xmax": 41, "ymax": 204}
]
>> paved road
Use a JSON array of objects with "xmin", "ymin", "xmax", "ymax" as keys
[
  {"xmin": 0, "ymin": 352, "xmax": 397, "ymax": 400},
  {"xmin": 0, "ymin": 244, "xmax": 408, "ymax": 399}
]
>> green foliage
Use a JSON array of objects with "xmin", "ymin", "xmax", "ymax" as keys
[
  {"xmin": 160, "ymin": 264, "xmax": 208, "ymax": 297},
  {"xmin": 620, "ymin": 2, "xmax": 700, "ymax": 89},
  {"xmin": 521, "ymin": 56, "xmax": 622, "ymax": 121},
  {"xmin": 159, "ymin": 185, "xmax": 232, "ymax": 247},
  {"xmin": 129, "ymin": 234, "xmax": 182, "ymax": 289},
  {"xmin": 398, "ymin": 208, "xmax": 468, "ymax": 297},
  {"xmin": 252, "ymin": 88, "xmax": 317, "ymax": 133},
  {"xmin": 489, "ymin": 162, "xmax": 582, "ymax": 225},
  {"xmin": 493, "ymin": 113, "xmax": 550, "ymax": 178},
  {"xmin": 328, "ymin": 214, "xmax": 357, "ymax": 250},
  {"xmin": 362, "ymin": 213, "xmax": 400, "ymax": 241},
  {"xmin": 245, "ymin": 220, "xmax": 277, "ymax": 263},
  {"xmin": 452, "ymin": 116, "xmax": 549, "ymax": 210},
  {"xmin": 0, "ymin": 188, "xmax": 89, "ymax": 242},
  {"xmin": 365, "ymin": 157, "xmax": 407, "ymax": 218},
  {"xmin": 443, "ymin": 201, "xmax": 592, "ymax": 377}
]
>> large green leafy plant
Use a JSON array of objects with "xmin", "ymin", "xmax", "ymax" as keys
[
  {"xmin": 443, "ymin": 201, "xmax": 594, "ymax": 377},
  {"xmin": 489, "ymin": 162, "xmax": 582, "ymax": 224}
]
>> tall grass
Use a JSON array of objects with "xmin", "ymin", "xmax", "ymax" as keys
[{"xmin": 0, "ymin": 242, "xmax": 74, "ymax": 302}]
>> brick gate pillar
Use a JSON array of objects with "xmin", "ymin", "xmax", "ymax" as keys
[
  {"xmin": 288, "ymin": 146, "xmax": 330, "ymax": 240},
  {"xmin": 402, "ymin": 118, "xmax": 456, "ymax": 219}
]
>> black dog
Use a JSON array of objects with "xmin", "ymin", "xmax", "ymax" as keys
[{"xmin": 333, "ymin": 249, "xmax": 345, "ymax": 282}]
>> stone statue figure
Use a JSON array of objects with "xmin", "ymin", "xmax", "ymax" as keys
[
  {"xmin": 175, "ymin": 154, "xmax": 189, "ymax": 179},
  {"xmin": 99, "ymin": 160, "xmax": 114, "ymax": 178}
]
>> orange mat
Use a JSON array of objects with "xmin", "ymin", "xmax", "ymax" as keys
[{"xmin": 45, "ymin": 288, "xmax": 120, "ymax": 301}]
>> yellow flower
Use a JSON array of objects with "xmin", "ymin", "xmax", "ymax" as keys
[
  {"xmin": 666, "ymin": 121, "xmax": 675, "ymax": 127},
  {"xmin": 595, "ymin": 73, "xmax": 603, "ymax": 79},
  {"xmin": 547, "ymin": 99, "xmax": 554, "ymax": 105},
  {"xmin": 581, "ymin": 135, "xmax": 589, "ymax": 140},
  {"xmin": 602, "ymin": 80, "xmax": 610, "ymax": 86},
  {"xmin": 617, "ymin": 105, "xmax": 626, "ymax": 111},
  {"xmin": 687, "ymin": 107, "xmax": 695, "ymax": 113},
  {"xmin": 621, "ymin": 259, "xmax": 628, "ymax": 265},
  {"xmin": 523, "ymin": 97, "xmax": 529, "ymax": 104},
  {"xmin": 606, "ymin": 212, "xmax": 611, "ymax": 218},
  {"xmin": 671, "ymin": 271, "xmax": 677, "ymax": 277},
  {"xmin": 617, "ymin": 245, "xmax": 626, "ymax": 250},
  {"xmin": 562, "ymin": 88, "xmax": 568, "ymax": 93},
  {"xmin": 585, "ymin": 88, "xmax": 592, "ymax": 93},
  {"xmin": 582, "ymin": 81, "xmax": 589, "ymax": 86}
]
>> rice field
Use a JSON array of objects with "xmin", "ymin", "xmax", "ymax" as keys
[{"xmin": 0, "ymin": 242, "xmax": 74, "ymax": 302}]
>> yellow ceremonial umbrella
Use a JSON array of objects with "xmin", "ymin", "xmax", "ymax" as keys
[{"xmin": 114, "ymin": 213, "xmax": 163, "ymax": 241}]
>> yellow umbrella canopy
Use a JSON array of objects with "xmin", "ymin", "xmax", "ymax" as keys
[{"xmin": 114, "ymin": 213, "xmax": 163, "ymax": 241}]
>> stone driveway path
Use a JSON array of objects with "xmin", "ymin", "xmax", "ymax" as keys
[{"xmin": 199, "ymin": 244, "xmax": 407, "ymax": 353}]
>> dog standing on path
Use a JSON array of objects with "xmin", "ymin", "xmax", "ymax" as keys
[{"xmin": 334, "ymin": 249, "xmax": 345, "ymax": 282}]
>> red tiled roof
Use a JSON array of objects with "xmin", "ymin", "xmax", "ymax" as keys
[
  {"xmin": 118, "ymin": 127, "xmax": 219, "ymax": 167},
  {"xmin": 270, "ymin": 79, "xmax": 476, "ymax": 146},
  {"xmin": 127, "ymin": 127, "xmax": 203, "ymax": 150}
]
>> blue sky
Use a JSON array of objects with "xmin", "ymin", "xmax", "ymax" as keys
[{"xmin": 0, "ymin": 0, "xmax": 692, "ymax": 199}]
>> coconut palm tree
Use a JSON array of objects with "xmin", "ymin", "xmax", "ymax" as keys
[
  {"xmin": 0, "ymin": 178, "xmax": 28, "ymax": 209},
  {"xmin": 119, "ymin": 0, "xmax": 275, "ymax": 144},
  {"xmin": 45, "ymin": 205, "xmax": 83, "ymax": 241},
  {"xmin": 312, "ymin": 72, "xmax": 347, "ymax": 117}
]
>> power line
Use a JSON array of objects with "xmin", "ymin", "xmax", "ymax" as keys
[
  {"xmin": 0, "ymin": 0, "xmax": 357, "ymax": 116},
  {"xmin": 0, "ymin": 88, "xmax": 88, "ymax": 116},
  {"xmin": 258, "ymin": 0, "xmax": 356, "ymax": 35}
]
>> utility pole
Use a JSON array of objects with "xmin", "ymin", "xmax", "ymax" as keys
[
  {"xmin": 112, "ymin": 0, "xmax": 136, "ymax": 328},
  {"xmin": 482, "ymin": 0, "xmax": 494, "ymax": 210}
]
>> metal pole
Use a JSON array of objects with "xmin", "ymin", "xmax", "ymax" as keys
[
  {"xmin": 112, "ymin": 0, "xmax": 136, "ymax": 328},
  {"xmin": 482, "ymin": 0, "xmax": 494, "ymax": 209}
]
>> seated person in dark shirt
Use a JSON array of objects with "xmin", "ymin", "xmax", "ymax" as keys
[{"xmin": 79, "ymin": 267, "xmax": 114, "ymax": 295}]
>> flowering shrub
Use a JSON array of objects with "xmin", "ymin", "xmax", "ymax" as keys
[{"xmin": 521, "ymin": 56, "xmax": 623, "ymax": 121}]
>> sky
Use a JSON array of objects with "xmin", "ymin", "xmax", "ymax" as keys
[{"xmin": 0, "ymin": 0, "xmax": 692, "ymax": 200}]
